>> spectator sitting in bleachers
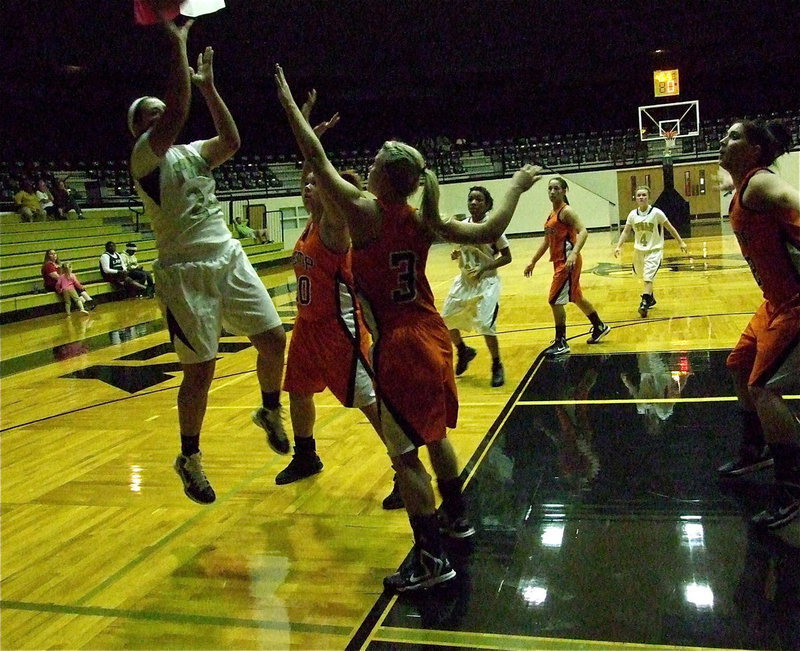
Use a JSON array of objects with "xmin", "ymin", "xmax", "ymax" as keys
[
  {"xmin": 52, "ymin": 179, "xmax": 84, "ymax": 219},
  {"xmin": 55, "ymin": 261, "xmax": 95, "ymax": 314},
  {"xmin": 232, "ymin": 214, "xmax": 271, "ymax": 244},
  {"xmin": 36, "ymin": 179, "xmax": 58, "ymax": 220},
  {"xmin": 99, "ymin": 241, "xmax": 147, "ymax": 297},
  {"xmin": 120, "ymin": 242, "xmax": 155, "ymax": 298},
  {"xmin": 14, "ymin": 179, "xmax": 46, "ymax": 222},
  {"xmin": 41, "ymin": 249, "xmax": 61, "ymax": 292}
]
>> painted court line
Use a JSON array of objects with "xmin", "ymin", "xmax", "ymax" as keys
[{"xmin": 0, "ymin": 599, "xmax": 351, "ymax": 636}]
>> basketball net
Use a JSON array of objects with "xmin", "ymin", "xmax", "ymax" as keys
[{"xmin": 663, "ymin": 130, "xmax": 677, "ymax": 158}]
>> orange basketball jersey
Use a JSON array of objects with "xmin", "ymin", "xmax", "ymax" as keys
[
  {"xmin": 730, "ymin": 168, "xmax": 800, "ymax": 307},
  {"xmin": 545, "ymin": 205, "xmax": 578, "ymax": 264},
  {"xmin": 292, "ymin": 221, "xmax": 356, "ymax": 322},
  {"xmin": 351, "ymin": 201, "xmax": 441, "ymax": 331}
]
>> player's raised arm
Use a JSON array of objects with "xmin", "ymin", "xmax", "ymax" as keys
[
  {"xmin": 147, "ymin": 18, "xmax": 194, "ymax": 158},
  {"xmin": 193, "ymin": 46, "xmax": 241, "ymax": 169},
  {"xmin": 275, "ymin": 65, "xmax": 375, "ymax": 235},
  {"xmin": 424, "ymin": 166, "xmax": 543, "ymax": 245}
]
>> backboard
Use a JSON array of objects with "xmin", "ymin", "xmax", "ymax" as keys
[{"xmin": 638, "ymin": 100, "xmax": 700, "ymax": 142}]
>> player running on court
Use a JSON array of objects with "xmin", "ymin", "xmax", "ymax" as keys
[
  {"xmin": 524, "ymin": 176, "xmax": 610, "ymax": 357},
  {"xmin": 614, "ymin": 185, "xmax": 687, "ymax": 317}
]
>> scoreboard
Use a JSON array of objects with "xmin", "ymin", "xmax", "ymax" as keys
[{"xmin": 654, "ymin": 69, "xmax": 680, "ymax": 97}]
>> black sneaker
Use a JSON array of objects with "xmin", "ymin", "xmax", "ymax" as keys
[
  {"xmin": 174, "ymin": 453, "xmax": 216, "ymax": 504},
  {"xmin": 438, "ymin": 510, "xmax": 476, "ymax": 539},
  {"xmin": 587, "ymin": 323, "xmax": 611, "ymax": 344},
  {"xmin": 751, "ymin": 482, "xmax": 800, "ymax": 530},
  {"xmin": 647, "ymin": 295, "xmax": 657, "ymax": 307},
  {"xmin": 275, "ymin": 450, "xmax": 323, "ymax": 485},
  {"xmin": 455, "ymin": 346, "xmax": 477, "ymax": 376},
  {"xmin": 383, "ymin": 546, "xmax": 456, "ymax": 592},
  {"xmin": 543, "ymin": 338, "xmax": 570, "ymax": 357},
  {"xmin": 382, "ymin": 479, "xmax": 404, "ymax": 510},
  {"xmin": 252, "ymin": 407, "xmax": 290, "ymax": 455},
  {"xmin": 718, "ymin": 446, "xmax": 774, "ymax": 477},
  {"xmin": 638, "ymin": 296, "xmax": 649, "ymax": 318},
  {"xmin": 490, "ymin": 362, "xmax": 505, "ymax": 387}
]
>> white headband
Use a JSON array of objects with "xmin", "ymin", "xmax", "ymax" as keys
[{"xmin": 127, "ymin": 96, "xmax": 151, "ymax": 137}]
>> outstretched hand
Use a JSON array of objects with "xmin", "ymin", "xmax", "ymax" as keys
[
  {"xmin": 301, "ymin": 89, "xmax": 317, "ymax": 121},
  {"xmin": 274, "ymin": 64, "xmax": 296, "ymax": 110},
  {"xmin": 300, "ymin": 88, "xmax": 340, "ymax": 136},
  {"xmin": 163, "ymin": 17, "xmax": 194, "ymax": 42},
  {"xmin": 511, "ymin": 164, "xmax": 544, "ymax": 192},
  {"xmin": 313, "ymin": 113, "xmax": 340, "ymax": 137},
  {"xmin": 190, "ymin": 46, "xmax": 214, "ymax": 90}
]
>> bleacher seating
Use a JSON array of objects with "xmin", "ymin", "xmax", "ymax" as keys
[{"xmin": 0, "ymin": 208, "xmax": 286, "ymax": 323}]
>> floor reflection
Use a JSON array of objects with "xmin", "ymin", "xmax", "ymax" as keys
[{"xmin": 378, "ymin": 350, "xmax": 800, "ymax": 650}]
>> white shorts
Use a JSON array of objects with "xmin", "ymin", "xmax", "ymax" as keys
[
  {"xmin": 441, "ymin": 273, "xmax": 500, "ymax": 335},
  {"xmin": 633, "ymin": 248, "xmax": 663, "ymax": 283},
  {"xmin": 154, "ymin": 240, "xmax": 282, "ymax": 364}
]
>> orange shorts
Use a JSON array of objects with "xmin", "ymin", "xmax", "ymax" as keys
[
  {"xmin": 549, "ymin": 257, "xmax": 584, "ymax": 305},
  {"xmin": 726, "ymin": 300, "xmax": 800, "ymax": 390},
  {"xmin": 284, "ymin": 313, "xmax": 375, "ymax": 408},
  {"xmin": 372, "ymin": 314, "xmax": 458, "ymax": 457}
]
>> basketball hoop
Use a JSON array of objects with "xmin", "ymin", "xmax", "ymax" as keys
[{"xmin": 663, "ymin": 130, "xmax": 678, "ymax": 157}]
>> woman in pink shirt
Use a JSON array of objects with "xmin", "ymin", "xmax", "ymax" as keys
[{"xmin": 55, "ymin": 262, "xmax": 95, "ymax": 314}]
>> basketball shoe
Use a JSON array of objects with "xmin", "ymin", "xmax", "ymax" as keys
[
  {"xmin": 252, "ymin": 407, "xmax": 290, "ymax": 455},
  {"xmin": 174, "ymin": 452, "xmax": 216, "ymax": 504},
  {"xmin": 455, "ymin": 345, "xmax": 477, "ymax": 376},
  {"xmin": 383, "ymin": 546, "xmax": 456, "ymax": 592}
]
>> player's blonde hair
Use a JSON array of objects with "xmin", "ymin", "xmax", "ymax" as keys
[
  {"xmin": 378, "ymin": 140, "xmax": 441, "ymax": 230},
  {"xmin": 380, "ymin": 141, "xmax": 427, "ymax": 199}
]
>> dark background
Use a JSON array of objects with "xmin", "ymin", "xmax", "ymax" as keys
[{"xmin": 2, "ymin": 0, "xmax": 799, "ymax": 162}]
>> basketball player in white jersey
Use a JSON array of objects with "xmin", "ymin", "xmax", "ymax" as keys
[
  {"xmin": 127, "ymin": 18, "xmax": 287, "ymax": 504},
  {"xmin": 614, "ymin": 186, "xmax": 687, "ymax": 317},
  {"xmin": 441, "ymin": 186, "xmax": 511, "ymax": 387}
]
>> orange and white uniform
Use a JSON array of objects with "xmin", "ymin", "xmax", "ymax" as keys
[
  {"xmin": 351, "ymin": 201, "xmax": 458, "ymax": 457},
  {"xmin": 283, "ymin": 221, "xmax": 375, "ymax": 407},
  {"xmin": 726, "ymin": 168, "xmax": 800, "ymax": 390},
  {"xmin": 545, "ymin": 206, "xmax": 584, "ymax": 305}
]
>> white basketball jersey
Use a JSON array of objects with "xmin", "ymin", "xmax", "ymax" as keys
[
  {"xmin": 458, "ymin": 217, "xmax": 509, "ymax": 278},
  {"xmin": 626, "ymin": 206, "xmax": 668, "ymax": 252},
  {"xmin": 131, "ymin": 134, "xmax": 231, "ymax": 264}
]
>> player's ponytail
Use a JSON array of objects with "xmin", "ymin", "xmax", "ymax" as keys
[
  {"xmin": 419, "ymin": 168, "xmax": 441, "ymax": 230},
  {"xmin": 741, "ymin": 119, "xmax": 793, "ymax": 167}
]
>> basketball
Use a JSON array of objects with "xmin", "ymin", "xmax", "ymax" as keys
[
  {"xmin": 134, "ymin": 0, "xmax": 225, "ymax": 24},
  {"xmin": 133, "ymin": 0, "xmax": 182, "ymax": 25}
]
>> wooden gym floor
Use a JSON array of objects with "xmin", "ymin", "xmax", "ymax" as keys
[{"xmin": 2, "ymin": 226, "xmax": 798, "ymax": 650}]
